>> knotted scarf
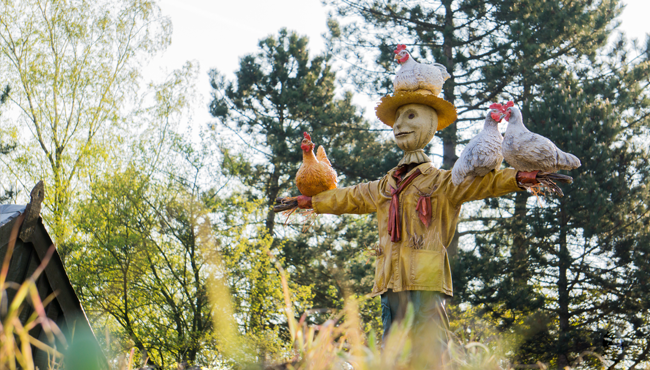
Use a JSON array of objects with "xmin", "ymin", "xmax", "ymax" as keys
[{"xmin": 388, "ymin": 168, "xmax": 422, "ymax": 242}]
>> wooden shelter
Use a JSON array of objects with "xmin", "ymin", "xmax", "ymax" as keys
[{"xmin": 0, "ymin": 182, "xmax": 107, "ymax": 369}]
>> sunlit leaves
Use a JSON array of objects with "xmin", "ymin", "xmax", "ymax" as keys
[{"xmin": 0, "ymin": 0, "xmax": 171, "ymax": 245}]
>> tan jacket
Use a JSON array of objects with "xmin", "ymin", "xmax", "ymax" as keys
[{"xmin": 312, "ymin": 162, "xmax": 522, "ymax": 297}]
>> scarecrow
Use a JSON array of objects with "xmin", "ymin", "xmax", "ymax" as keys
[{"xmin": 278, "ymin": 44, "xmax": 547, "ymax": 344}]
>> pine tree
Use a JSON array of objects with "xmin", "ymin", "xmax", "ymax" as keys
[{"xmin": 457, "ymin": 37, "xmax": 650, "ymax": 368}]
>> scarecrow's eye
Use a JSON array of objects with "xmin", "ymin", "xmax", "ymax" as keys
[{"xmin": 408, "ymin": 113, "xmax": 415, "ymax": 119}]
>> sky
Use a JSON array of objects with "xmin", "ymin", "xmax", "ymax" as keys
[{"xmin": 145, "ymin": 0, "xmax": 650, "ymax": 131}]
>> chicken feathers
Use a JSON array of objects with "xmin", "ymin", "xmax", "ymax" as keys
[
  {"xmin": 502, "ymin": 105, "xmax": 581, "ymax": 173},
  {"xmin": 451, "ymin": 105, "xmax": 504, "ymax": 186},
  {"xmin": 316, "ymin": 146, "xmax": 332, "ymax": 167},
  {"xmin": 295, "ymin": 132, "xmax": 337, "ymax": 197},
  {"xmin": 393, "ymin": 45, "xmax": 449, "ymax": 96}
]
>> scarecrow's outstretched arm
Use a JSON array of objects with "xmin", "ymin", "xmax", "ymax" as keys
[{"xmin": 279, "ymin": 179, "xmax": 383, "ymax": 215}]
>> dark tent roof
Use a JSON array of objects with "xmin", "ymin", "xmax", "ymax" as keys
[{"xmin": 0, "ymin": 183, "xmax": 107, "ymax": 369}]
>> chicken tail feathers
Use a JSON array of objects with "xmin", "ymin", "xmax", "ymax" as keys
[
  {"xmin": 432, "ymin": 63, "xmax": 451, "ymax": 80},
  {"xmin": 316, "ymin": 146, "xmax": 332, "ymax": 166},
  {"xmin": 556, "ymin": 149, "xmax": 581, "ymax": 170}
]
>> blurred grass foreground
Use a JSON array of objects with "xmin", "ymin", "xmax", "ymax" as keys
[{"xmin": 207, "ymin": 250, "xmax": 609, "ymax": 370}]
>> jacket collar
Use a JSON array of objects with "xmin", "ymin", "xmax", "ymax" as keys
[{"xmin": 387, "ymin": 162, "xmax": 437, "ymax": 189}]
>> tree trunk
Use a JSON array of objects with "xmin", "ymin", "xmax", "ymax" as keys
[
  {"xmin": 440, "ymin": 0, "xmax": 457, "ymax": 171},
  {"xmin": 512, "ymin": 191, "xmax": 530, "ymax": 279},
  {"xmin": 557, "ymin": 205, "xmax": 570, "ymax": 369},
  {"xmin": 440, "ymin": 0, "xmax": 460, "ymax": 258},
  {"xmin": 265, "ymin": 164, "xmax": 281, "ymax": 236}
]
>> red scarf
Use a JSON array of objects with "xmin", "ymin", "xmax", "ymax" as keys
[
  {"xmin": 388, "ymin": 168, "xmax": 422, "ymax": 242},
  {"xmin": 416, "ymin": 195, "xmax": 432, "ymax": 227}
]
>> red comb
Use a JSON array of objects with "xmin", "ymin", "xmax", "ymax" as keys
[
  {"xmin": 303, "ymin": 132, "xmax": 312, "ymax": 141},
  {"xmin": 394, "ymin": 44, "xmax": 407, "ymax": 54},
  {"xmin": 489, "ymin": 103, "xmax": 504, "ymax": 111},
  {"xmin": 489, "ymin": 101, "xmax": 515, "ymax": 113}
]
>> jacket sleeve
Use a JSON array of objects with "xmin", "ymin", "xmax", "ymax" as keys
[
  {"xmin": 444, "ymin": 168, "xmax": 522, "ymax": 207},
  {"xmin": 312, "ymin": 179, "xmax": 383, "ymax": 215}
]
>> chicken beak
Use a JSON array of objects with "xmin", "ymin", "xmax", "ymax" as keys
[{"xmin": 394, "ymin": 54, "xmax": 400, "ymax": 60}]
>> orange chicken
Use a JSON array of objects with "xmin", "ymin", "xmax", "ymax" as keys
[
  {"xmin": 296, "ymin": 132, "xmax": 337, "ymax": 196},
  {"xmin": 273, "ymin": 132, "xmax": 337, "ymax": 213}
]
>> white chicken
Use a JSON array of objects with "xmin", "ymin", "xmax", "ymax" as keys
[
  {"xmin": 502, "ymin": 103, "xmax": 581, "ymax": 173},
  {"xmin": 451, "ymin": 104, "xmax": 505, "ymax": 186},
  {"xmin": 393, "ymin": 44, "xmax": 450, "ymax": 96}
]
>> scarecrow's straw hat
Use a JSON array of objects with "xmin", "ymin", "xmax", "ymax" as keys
[{"xmin": 375, "ymin": 89, "xmax": 457, "ymax": 131}]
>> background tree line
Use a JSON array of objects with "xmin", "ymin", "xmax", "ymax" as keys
[{"xmin": 0, "ymin": 0, "xmax": 649, "ymax": 369}]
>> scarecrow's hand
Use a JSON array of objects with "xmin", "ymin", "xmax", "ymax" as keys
[
  {"xmin": 297, "ymin": 195, "xmax": 312, "ymax": 209},
  {"xmin": 273, "ymin": 195, "xmax": 312, "ymax": 212},
  {"xmin": 517, "ymin": 171, "xmax": 574, "ymax": 185},
  {"xmin": 517, "ymin": 171, "xmax": 574, "ymax": 197},
  {"xmin": 517, "ymin": 171, "xmax": 539, "ymax": 185}
]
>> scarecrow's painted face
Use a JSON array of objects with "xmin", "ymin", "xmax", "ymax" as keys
[{"xmin": 393, "ymin": 103, "xmax": 438, "ymax": 152}]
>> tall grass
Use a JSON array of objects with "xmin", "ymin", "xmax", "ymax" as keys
[
  {"xmin": 208, "ymin": 247, "xmax": 611, "ymax": 370},
  {"xmin": 272, "ymin": 261, "xmax": 504, "ymax": 370}
]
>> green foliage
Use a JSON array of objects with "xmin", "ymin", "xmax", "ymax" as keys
[
  {"xmin": 209, "ymin": 195, "xmax": 315, "ymax": 362},
  {"xmin": 0, "ymin": 84, "xmax": 14, "ymax": 203},
  {"xmin": 0, "ymin": 84, "xmax": 11, "ymax": 156},
  {"xmin": 0, "ymin": 0, "xmax": 172, "ymax": 247},
  {"xmin": 68, "ymin": 125, "xmax": 310, "ymax": 368},
  {"xmin": 69, "ymin": 167, "xmax": 215, "ymax": 368}
]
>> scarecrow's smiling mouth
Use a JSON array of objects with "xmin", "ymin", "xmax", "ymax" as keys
[{"xmin": 395, "ymin": 131, "xmax": 414, "ymax": 137}]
